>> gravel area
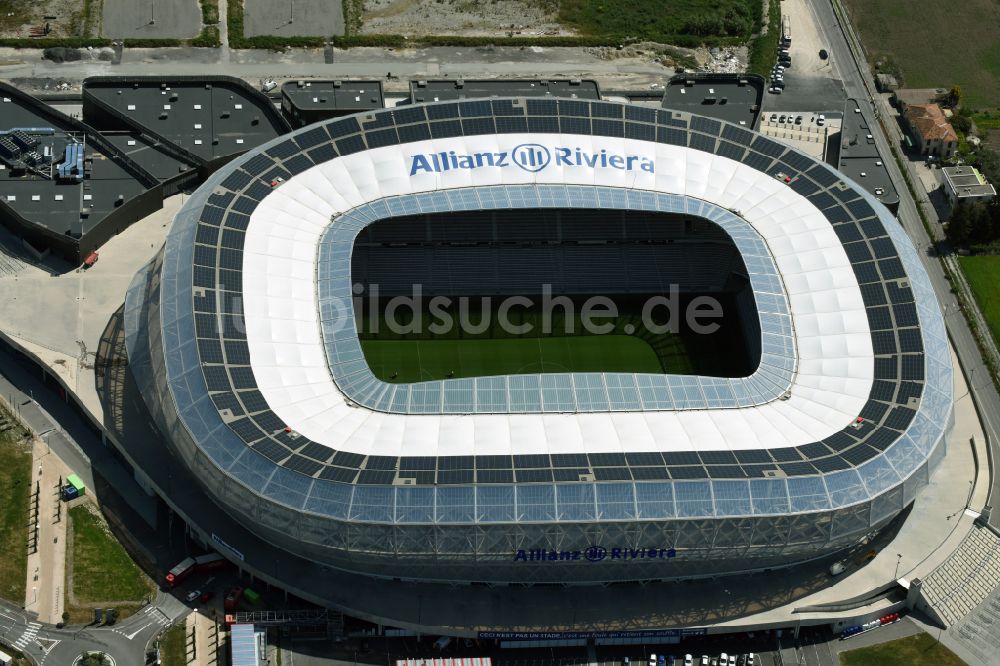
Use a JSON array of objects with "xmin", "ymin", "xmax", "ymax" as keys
[
  {"xmin": 0, "ymin": 0, "xmax": 90, "ymax": 39},
  {"xmin": 360, "ymin": 0, "xmax": 571, "ymax": 37}
]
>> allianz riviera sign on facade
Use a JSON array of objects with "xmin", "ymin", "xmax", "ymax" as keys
[{"xmin": 409, "ymin": 143, "xmax": 656, "ymax": 175}]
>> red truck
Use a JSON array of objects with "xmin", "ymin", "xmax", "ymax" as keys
[
  {"xmin": 224, "ymin": 586, "xmax": 244, "ymax": 610},
  {"xmin": 165, "ymin": 552, "xmax": 227, "ymax": 587}
]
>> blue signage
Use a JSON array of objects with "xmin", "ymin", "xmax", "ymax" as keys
[
  {"xmin": 514, "ymin": 546, "xmax": 677, "ymax": 562},
  {"xmin": 409, "ymin": 144, "xmax": 655, "ymax": 176}
]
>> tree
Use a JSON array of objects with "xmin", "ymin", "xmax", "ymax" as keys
[
  {"xmin": 975, "ymin": 146, "xmax": 1000, "ymax": 186},
  {"xmin": 948, "ymin": 84, "xmax": 962, "ymax": 107},
  {"xmin": 79, "ymin": 652, "xmax": 111, "ymax": 666},
  {"xmin": 968, "ymin": 201, "xmax": 993, "ymax": 244},
  {"xmin": 946, "ymin": 200, "xmax": 971, "ymax": 246},
  {"xmin": 951, "ymin": 113, "xmax": 972, "ymax": 135}
]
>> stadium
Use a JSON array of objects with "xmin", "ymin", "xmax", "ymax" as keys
[{"xmin": 123, "ymin": 97, "xmax": 953, "ymax": 587}]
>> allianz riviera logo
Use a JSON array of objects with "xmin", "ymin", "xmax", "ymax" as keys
[
  {"xmin": 514, "ymin": 545, "xmax": 678, "ymax": 563},
  {"xmin": 408, "ymin": 143, "xmax": 656, "ymax": 176}
]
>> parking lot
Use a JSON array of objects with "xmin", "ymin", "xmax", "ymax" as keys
[
  {"xmin": 761, "ymin": 0, "xmax": 848, "ymax": 115},
  {"xmin": 759, "ymin": 111, "xmax": 840, "ymax": 159}
]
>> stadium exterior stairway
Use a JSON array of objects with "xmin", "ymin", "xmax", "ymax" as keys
[{"xmin": 918, "ymin": 522, "xmax": 1000, "ymax": 627}]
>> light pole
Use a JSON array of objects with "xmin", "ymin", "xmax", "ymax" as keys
[{"xmin": 893, "ymin": 553, "xmax": 902, "ymax": 580}]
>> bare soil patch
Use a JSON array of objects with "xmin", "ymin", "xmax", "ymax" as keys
[
  {"xmin": 0, "ymin": 0, "xmax": 98, "ymax": 39},
  {"xmin": 360, "ymin": 0, "xmax": 571, "ymax": 37}
]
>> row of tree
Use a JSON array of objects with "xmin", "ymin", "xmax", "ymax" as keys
[{"xmin": 945, "ymin": 198, "xmax": 1000, "ymax": 248}]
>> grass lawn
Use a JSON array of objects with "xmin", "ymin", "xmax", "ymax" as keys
[
  {"xmin": 0, "ymin": 410, "xmax": 31, "ymax": 604},
  {"xmin": 158, "ymin": 623, "xmax": 188, "ymax": 666},
  {"xmin": 959, "ymin": 256, "xmax": 1000, "ymax": 348},
  {"xmin": 67, "ymin": 504, "xmax": 155, "ymax": 620},
  {"xmin": 839, "ymin": 632, "xmax": 966, "ymax": 666},
  {"xmin": 844, "ymin": 0, "xmax": 1000, "ymax": 109},
  {"xmin": 361, "ymin": 334, "xmax": 675, "ymax": 382}
]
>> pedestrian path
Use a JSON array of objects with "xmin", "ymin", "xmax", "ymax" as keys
[
  {"xmin": 919, "ymin": 523, "xmax": 1000, "ymax": 627},
  {"xmin": 23, "ymin": 435, "xmax": 71, "ymax": 624}
]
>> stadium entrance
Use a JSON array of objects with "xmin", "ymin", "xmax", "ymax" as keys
[{"xmin": 350, "ymin": 208, "xmax": 761, "ymax": 382}]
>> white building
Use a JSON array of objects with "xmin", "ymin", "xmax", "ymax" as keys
[{"xmin": 942, "ymin": 166, "xmax": 996, "ymax": 209}]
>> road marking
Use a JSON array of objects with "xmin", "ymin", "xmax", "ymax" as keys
[
  {"xmin": 13, "ymin": 621, "xmax": 41, "ymax": 649},
  {"xmin": 111, "ymin": 607, "xmax": 170, "ymax": 640}
]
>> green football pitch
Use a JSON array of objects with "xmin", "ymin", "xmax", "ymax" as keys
[{"xmin": 360, "ymin": 334, "xmax": 692, "ymax": 383}]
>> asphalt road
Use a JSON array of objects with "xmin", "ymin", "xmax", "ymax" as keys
[{"xmin": 1, "ymin": 593, "xmax": 187, "ymax": 666}]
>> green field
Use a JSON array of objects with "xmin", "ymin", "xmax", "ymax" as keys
[
  {"xmin": 959, "ymin": 256, "xmax": 1000, "ymax": 349},
  {"xmin": 356, "ymin": 293, "xmax": 751, "ymax": 382},
  {"xmin": 68, "ymin": 504, "xmax": 154, "ymax": 609},
  {"xmin": 844, "ymin": 0, "xmax": 1000, "ymax": 109},
  {"xmin": 0, "ymin": 410, "xmax": 31, "ymax": 604},
  {"xmin": 839, "ymin": 632, "xmax": 965, "ymax": 666},
  {"xmin": 362, "ymin": 335, "xmax": 677, "ymax": 382},
  {"xmin": 158, "ymin": 623, "xmax": 188, "ymax": 666}
]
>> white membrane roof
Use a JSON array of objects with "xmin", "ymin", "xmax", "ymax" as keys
[{"xmin": 241, "ymin": 134, "xmax": 874, "ymax": 457}]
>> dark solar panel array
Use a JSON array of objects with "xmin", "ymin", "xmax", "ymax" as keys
[{"xmin": 187, "ymin": 97, "xmax": 926, "ymax": 485}]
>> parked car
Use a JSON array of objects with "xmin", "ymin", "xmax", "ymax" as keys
[
  {"xmin": 819, "ymin": 48, "xmax": 828, "ymax": 59},
  {"xmin": 773, "ymin": 80, "xmax": 786, "ymax": 89},
  {"xmin": 728, "ymin": 655, "xmax": 736, "ymax": 666},
  {"xmin": 699, "ymin": 657, "xmax": 709, "ymax": 666},
  {"xmin": 746, "ymin": 653, "xmax": 756, "ymax": 666},
  {"xmin": 769, "ymin": 87, "xmax": 782, "ymax": 94},
  {"xmin": 795, "ymin": 115, "xmax": 803, "ymax": 124},
  {"xmin": 684, "ymin": 656, "xmax": 694, "ymax": 666},
  {"xmin": 770, "ymin": 113, "xmax": 778, "ymax": 122},
  {"xmin": 649, "ymin": 654, "xmax": 657, "ymax": 666},
  {"xmin": 778, "ymin": 114, "xmax": 787, "ymax": 123},
  {"xmin": 817, "ymin": 113, "xmax": 826, "ymax": 126},
  {"xmin": 185, "ymin": 589, "xmax": 202, "ymax": 603}
]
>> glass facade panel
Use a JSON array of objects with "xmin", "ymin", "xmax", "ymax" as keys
[{"xmin": 122, "ymin": 98, "xmax": 954, "ymax": 585}]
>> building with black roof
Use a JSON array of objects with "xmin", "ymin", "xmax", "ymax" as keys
[
  {"xmin": 662, "ymin": 73, "xmax": 765, "ymax": 130},
  {"xmin": 836, "ymin": 99, "xmax": 900, "ymax": 214},
  {"xmin": 280, "ymin": 80, "xmax": 384, "ymax": 128},
  {"xmin": 81, "ymin": 76, "xmax": 290, "ymax": 172},
  {"xmin": 0, "ymin": 82, "xmax": 162, "ymax": 263},
  {"xmin": 408, "ymin": 78, "xmax": 600, "ymax": 104}
]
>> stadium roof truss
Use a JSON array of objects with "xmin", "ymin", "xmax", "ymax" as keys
[{"xmin": 126, "ymin": 98, "xmax": 952, "ymax": 531}]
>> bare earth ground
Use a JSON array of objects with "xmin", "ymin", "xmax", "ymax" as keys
[
  {"xmin": 361, "ymin": 0, "xmax": 572, "ymax": 37},
  {"xmin": 0, "ymin": 0, "xmax": 91, "ymax": 39}
]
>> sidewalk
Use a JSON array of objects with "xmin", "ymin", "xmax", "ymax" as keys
[
  {"xmin": 22, "ymin": 437, "xmax": 72, "ymax": 625},
  {"xmin": 184, "ymin": 603, "xmax": 222, "ymax": 666}
]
